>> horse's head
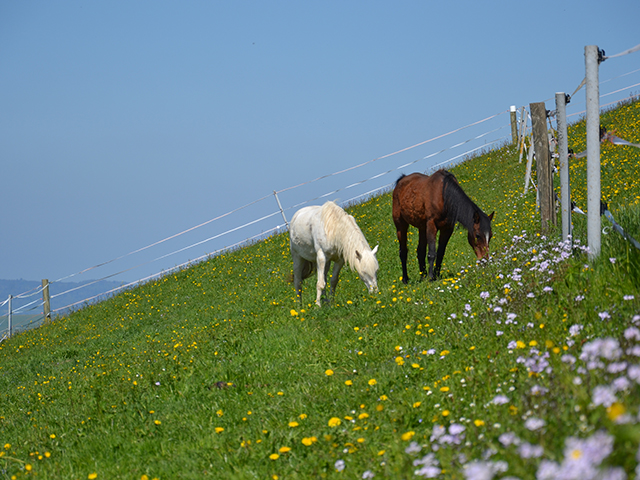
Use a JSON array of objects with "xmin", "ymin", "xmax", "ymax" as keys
[
  {"xmin": 468, "ymin": 211, "xmax": 494, "ymax": 259},
  {"xmin": 355, "ymin": 245, "xmax": 379, "ymax": 293}
]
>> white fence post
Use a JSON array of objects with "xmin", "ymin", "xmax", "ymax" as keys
[
  {"xmin": 8, "ymin": 295, "xmax": 12, "ymax": 338},
  {"xmin": 273, "ymin": 191, "xmax": 288, "ymax": 228},
  {"xmin": 585, "ymin": 45, "xmax": 602, "ymax": 259},
  {"xmin": 510, "ymin": 105, "xmax": 518, "ymax": 144},
  {"xmin": 555, "ymin": 92, "xmax": 571, "ymax": 243},
  {"xmin": 518, "ymin": 107, "xmax": 528, "ymax": 162}
]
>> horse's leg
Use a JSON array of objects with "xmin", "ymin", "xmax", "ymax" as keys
[
  {"xmin": 291, "ymin": 253, "xmax": 305, "ymax": 302},
  {"xmin": 425, "ymin": 221, "xmax": 438, "ymax": 281},
  {"xmin": 329, "ymin": 259, "xmax": 344, "ymax": 300},
  {"xmin": 434, "ymin": 225, "xmax": 453, "ymax": 279},
  {"xmin": 394, "ymin": 218, "xmax": 410, "ymax": 284},
  {"xmin": 322, "ymin": 259, "xmax": 333, "ymax": 304},
  {"xmin": 417, "ymin": 227, "xmax": 428, "ymax": 280},
  {"xmin": 315, "ymin": 250, "xmax": 327, "ymax": 307}
]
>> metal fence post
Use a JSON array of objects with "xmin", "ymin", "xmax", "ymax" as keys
[{"xmin": 585, "ymin": 45, "xmax": 602, "ymax": 259}]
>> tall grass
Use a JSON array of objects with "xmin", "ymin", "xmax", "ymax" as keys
[{"xmin": 1, "ymin": 100, "xmax": 639, "ymax": 479}]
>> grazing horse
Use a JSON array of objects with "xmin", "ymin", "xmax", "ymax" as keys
[
  {"xmin": 392, "ymin": 170, "xmax": 494, "ymax": 283},
  {"xmin": 289, "ymin": 201, "xmax": 379, "ymax": 306}
]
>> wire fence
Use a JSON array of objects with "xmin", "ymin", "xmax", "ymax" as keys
[{"xmin": 2, "ymin": 44, "xmax": 639, "ymax": 341}]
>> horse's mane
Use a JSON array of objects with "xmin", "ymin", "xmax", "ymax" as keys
[
  {"xmin": 440, "ymin": 170, "xmax": 485, "ymax": 231},
  {"xmin": 321, "ymin": 201, "xmax": 375, "ymax": 271}
]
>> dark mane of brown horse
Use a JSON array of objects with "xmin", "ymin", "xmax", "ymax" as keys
[{"xmin": 439, "ymin": 170, "xmax": 492, "ymax": 233}]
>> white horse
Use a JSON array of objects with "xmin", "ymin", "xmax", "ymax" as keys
[{"xmin": 289, "ymin": 201, "xmax": 379, "ymax": 306}]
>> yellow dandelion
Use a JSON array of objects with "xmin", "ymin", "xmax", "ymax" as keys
[
  {"xmin": 328, "ymin": 417, "xmax": 342, "ymax": 427},
  {"xmin": 88, "ymin": 474, "xmax": 98, "ymax": 480},
  {"xmin": 290, "ymin": 309, "xmax": 298, "ymax": 316},
  {"xmin": 401, "ymin": 431, "xmax": 415, "ymax": 441},
  {"xmin": 345, "ymin": 380, "xmax": 353, "ymax": 386},
  {"xmin": 288, "ymin": 421, "xmax": 299, "ymax": 428},
  {"xmin": 279, "ymin": 446, "xmax": 291, "ymax": 453},
  {"xmin": 301, "ymin": 436, "xmax": 317, "ymax": 446},
  {"xmin": 325, "ymin": 369, "xmax": 334, "ymax": 376},
  {"xmin": 442, "ymin": 410, "xmax": 450, "ymax": 417},
  {"xmin": 215, "ymin": 427, "xmax": 224, "ymax": 433},
  {"xmin": 474, "ymin": 419, "xmax": 485, "ymax": 427},
  {"xmin": 368, "ymin": 379, "xmax": 377, "ymax": 386},
  {"xmin": 269, "ymin": 453, "xmax": 280, "ymax": 460},
  {"xmin": 413, "ymin": 402, "xmax": 421, "ymax": 408},
  {"xmin": 440, "ymin": 386, "xmax": 450, "ymax": 392},
  {"xmin": 607, "ymin": 402, "xmax": 626, "ymax": 421}
]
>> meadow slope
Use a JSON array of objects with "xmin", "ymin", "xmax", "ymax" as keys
[{"xmin": 1, "ymin": 100, "xmax": 639, "ymax": 480}]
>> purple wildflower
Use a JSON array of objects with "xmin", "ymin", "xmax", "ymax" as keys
[
  {"xmin": 414, "ymin": 452, "xmax": 441, "ymax": 478},
  {"xmin": 463, "ymin": 460, "xmax": 508, "ymax": 480},
  {"xmin": 518, "ymin": 442, "xmax": 544, "ymax": 459},
  {"xmin": 569, "ymin": 324, "xmax": 583, "ymax": 337},
  {"xmin": 592, "ymin": 385, "xmax": 617, "ymax": 407},
  {"xmin": 498, "ymin": 432, "xmax": 521, "ymax": 447},
  {"xmin": 524, "ymin": 417, "xmax": 545, "ymax": 431},
  {"xmin": 491, "ymin": 394, "xmax": 509, "ymax": 405}
]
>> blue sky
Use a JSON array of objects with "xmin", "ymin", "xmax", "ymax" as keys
[{"xmin": 1, "ymin": 1, "xmax": 638, "ymax": 298}]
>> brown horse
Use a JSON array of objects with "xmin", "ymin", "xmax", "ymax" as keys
[{"xmin": 392, "ymin": 170, "xmax": 494, "ymax": 283}]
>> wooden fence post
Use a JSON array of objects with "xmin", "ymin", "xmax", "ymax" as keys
[
  {"xmin": 530, "ymin": 102, "xmax": 556, "ymax": 231},
  {"xmin": 42, "ymin": 279, "xmax": 51, "ymax": 321},
  {"xmin": 555, "ymin": 92, "xmax": 571, "ymax": 243}
]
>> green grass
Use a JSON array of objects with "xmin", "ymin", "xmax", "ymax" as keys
[{"xmin": 1, "ymin": 100, "xmax": 639, "ymax": 480}]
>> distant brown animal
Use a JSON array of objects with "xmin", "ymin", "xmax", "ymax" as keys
[{"xmin": 392, "ymin": 170, "xmax": 494, "ymax": 283}]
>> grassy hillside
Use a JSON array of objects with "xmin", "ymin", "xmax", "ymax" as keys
[{"xmin": 1, "ymin": 100, "xmax": 639, "ymax": 480}]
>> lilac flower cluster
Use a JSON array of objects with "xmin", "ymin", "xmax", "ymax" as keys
[{"xmin": 536, "ymin": 431, "xmax": 623, "ymax": 480}]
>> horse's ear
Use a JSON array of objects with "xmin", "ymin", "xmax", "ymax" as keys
[
  {"xmin": 372, "ymin": 245, "xmax": 379, "ymax": 255},
  {"xmin": 356, "ymin": 250, "xmax": 362, "ymax": 261},
  {"xmin": 489, "ymin": 211, "xmax": 495, "ymax": 221}
]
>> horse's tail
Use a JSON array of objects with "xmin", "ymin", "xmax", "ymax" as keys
[
  {"xmin": 394, "ymin": 174, "xmax": 406, "ymax": 188},
  {"xmin": 287, "ymin": 260, "xmax": 315, "ymax": 284}
]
